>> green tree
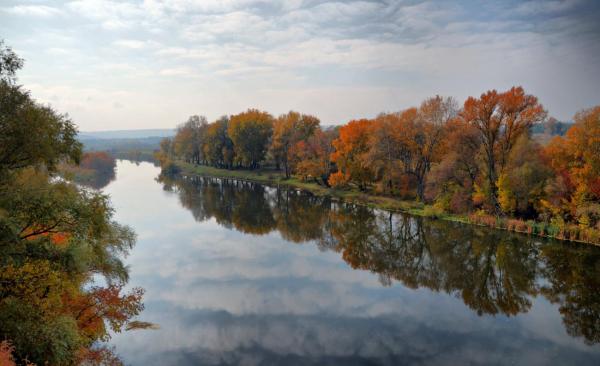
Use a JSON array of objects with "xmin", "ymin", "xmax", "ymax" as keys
[
  {"xmin": 0, "ymin": 83, "xmax": 81, "ymax": 179},
  {"xmin": 496, "ymin": 136, "xmax": 551, "ymax": 217},
  {"xmin": 204, "ymin": 116, "xmax": 234, "ymax": 169},
  {"xmin": 0, "ymin": 41, "xmax": 145, "ymax": 365},
  {"xmin": 0, "ymin": 40, "xmax": 23, "ymax": 83}
]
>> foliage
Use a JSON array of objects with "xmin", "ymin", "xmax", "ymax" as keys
[
  {"xmin": 270, "ymin": 111, "xmax": 320, "ymax": 178},
  {"xmin": 330, "ymin": 119, "xmax": 374, "ymax": 191},
  {"xmin": 227, "ymin": 109, "xmax": 274, "ymax": 169},
  {"xmin": 0, "ymin": 40, "xmax": 23, "ymax": 83},
  {"xmin": 0, "ymin": 41, "xmax": 146, "ymax": 365},
  {"xmin": 173, "ymin": 115, "xmax": 209, "ymax": 164},
  {"xmin": 461, "ymin": 86, "xmax": 546, "ymax": 213},
  {"xmin": 0, "ymin": 82, "xmax": 81, "ymax": 178},
  {"xmin": 60, "ymin": 151, "xmax": 117, "ymax": 189},
  {"xmin": 543, "ymin": 106, "xmax": 600, "ymax": 229},
  {"xmin": 293, "ymin": 128, "xmax": 337, "ymax": 185},
  {"xmin": 204, "ymin": 116, "xmax": 234, "ymax": 168},
  {"xmin": 157, "ymin": 85, "xmax": 600, "ymax": 243}
]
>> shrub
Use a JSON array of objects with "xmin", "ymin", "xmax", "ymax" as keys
[
  {"xmin": 423, "ymin": 205, "xmax": 444, "ymax": 219},
  {"xmin": 329, "ymin": 171, "xmax": 350, "ymax": 189},
  {"xmin": 162, "ymin": 160, "xmax": 181, "ymax": 176}
]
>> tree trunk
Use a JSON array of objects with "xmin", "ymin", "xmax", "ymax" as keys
[
  {"xmin": 486, "ymin": 156, "xmax": 502, "ymax": 215},
  {"xmin": 416, "ymin": 178, "xmax": 425, "ymax": 202}
]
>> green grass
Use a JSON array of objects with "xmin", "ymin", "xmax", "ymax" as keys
[
  {"xmin": 178, "ymin": 162, "xmax": 469, "ymax": 220},
  {"xmin": 175, "ymin": 161, "xmax": 599, "ymax": 245}
]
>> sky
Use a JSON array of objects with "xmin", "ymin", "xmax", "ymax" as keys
[{"xmin": 1, "ymin": 0, "xmax": 599, "ymax": 131}]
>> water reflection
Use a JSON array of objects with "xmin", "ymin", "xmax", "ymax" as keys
[
  {"xmin": 85, "ymin": 168, "xmax": 116, "ymax": 189},
  {"xmin": 159, "ymin": 174, "xmax": 600, "ymax": 345}
]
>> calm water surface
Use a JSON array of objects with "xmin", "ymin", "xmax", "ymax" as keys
[{"xmin": 105, "ymin": 160, "xmax": 600, "ymax": 365}]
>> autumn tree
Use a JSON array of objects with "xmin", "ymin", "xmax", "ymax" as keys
[
  {"xmin": 1, "ymin": 147, "xmax": 143, "ymax": 365},
  {"xmin": 156, "ymin": 137, "xmax": 174, "ymax": 163},
  {"xmin": 409, "ymin": 96, "xmax": 457, "ymax": 200},
  {"xmin": 496, "ymin": 136, "xmax": 552, "ymax": 217},
  {"xmin": 367, "ymin": 112, "xmax": 406, "ymax": 194},
  {"xmin": 427, "ymin": 118, "xmax": 482, "ymax": 212},
  {"xmin": 204, "ymin": 116, "xmax": 234, "ymax": 169},
  {"xmin": 293, "ymin": 127, "xmax": 337, "ymax": 185},
  {"xmin": 65, "ymin": 285, "xmax": 144, "ymax": 341},
  {"xmin": 461, "ymin": 87, "xmax": 546, "ymax": 213},
  {"xmin": 330, "ymin": 119, "xmax": 374, "ymax": 190},
  {"xmin": 365, "ymin": 97, "xmax": 454, "ymax": 200},
  {"xmin": 173, "ymin": 115, "xmax": 208, "ymax": 164},
  {"xmin": 543, "ymin": 106, "xmax": 600, "ymax": 228},
  {"xmin": 228, "ymin": 109, "xmax": 274, "ymax": 169},
  {"xmin": 270, "ymin": 111, "xmax": 320, "ymax": 178}
]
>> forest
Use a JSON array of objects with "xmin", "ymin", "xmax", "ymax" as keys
[
  {"xmin": 157, "ymin": 92, "xmax": 600, "ymax": 244},
  {"xmin": 0, "ymin": 42, "xmax": 146, "ymax": 364}
]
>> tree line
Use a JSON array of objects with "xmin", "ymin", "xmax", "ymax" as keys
[
  {"xmin": 0, "ymin": 41, "xmax": 146, "ymax": 364},
  {"xmin": 59, "ymin": 151, "xmax": 117, "ymax": 189},
  {"xmin": 158, "ymin": 90, "xmax": 600, "ymax": 240}
]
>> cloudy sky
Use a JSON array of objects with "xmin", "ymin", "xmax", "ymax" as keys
[{"xmin": 1, "ymin": 0, "xmax": 599, "ymax": 131}]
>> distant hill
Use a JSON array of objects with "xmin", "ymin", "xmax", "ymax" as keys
[
  {"xmin": 530, "ymin": 119, "xmax": 573, "ymax": 145},
  {"xmin": 78, "ymin": 129, "xmax": 175, "ymax": 140},
  {"xmin": 82, "ymin": 136, "xmax": 165, "ymax": 151},
  {"xmin": 76, "ymin": 129, "xmax": 174, "ymax": 163}
]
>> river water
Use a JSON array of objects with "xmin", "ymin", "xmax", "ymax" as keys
[{"xmin": 105, "ymin": 160, "xmax": 600, "ymax": 365}]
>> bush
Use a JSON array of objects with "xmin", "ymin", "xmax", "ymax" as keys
[
  {"xmin": 162, "ymin": 160, "xmax": 181, "ymax": 176},
  {"xmin": 423, "ymin": 205, "xmax": 444, "ymax": 219},
  {"xmin": 507, "ymin": 219, "xmax": 528, "ymax": 233}
]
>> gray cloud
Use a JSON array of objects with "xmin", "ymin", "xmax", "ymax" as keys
[{"xmin": 0, "ymin": 0, "xmax": 598, "ymax": 130}]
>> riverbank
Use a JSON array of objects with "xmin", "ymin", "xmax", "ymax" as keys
[{"xmin": 174, "ymin": 161, "xmax": 600, "ymax": 245}]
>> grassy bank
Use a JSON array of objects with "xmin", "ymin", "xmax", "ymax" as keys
[{"xmin": 175, "ymin": 161, "xmax": 600, "ymax": 245}]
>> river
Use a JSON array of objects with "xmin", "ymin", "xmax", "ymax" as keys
[{"xmin": 105, "ymin": 160, "xmax": 600, "ymax": 365}]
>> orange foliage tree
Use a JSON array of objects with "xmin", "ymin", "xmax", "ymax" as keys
[
  {"xmin": 155, "ymin": 85, "xmax": 600, "ymax": 238},
  {"xmin": 292, "ymin": 128, "xmax": 337, "ymax": 185},
  {"xmin": 367, "ymin": 112, "xmax": 407, "ymax": 194},
  {"xmin": 543, "ymin": 106, "xmax": 600, "ymax": 228},
  {"xmin": 330, "ymin": 119, "xmax": 374, "ymax": 190},
  {"xmin": 462, "ymin": 86, "xmax": 546, "ymax": 213},
  {"xmin": 65, "ymin": 285, "xmax": 144, "ymax": 341},
  {"xmin": 270, "ymin": 111, "xmax": 320, "ymax": 178}
]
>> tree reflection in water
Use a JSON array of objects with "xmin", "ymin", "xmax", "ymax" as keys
[{"xmin": 158, "ymin": 174, "xmax": 600, "ymax": 345}]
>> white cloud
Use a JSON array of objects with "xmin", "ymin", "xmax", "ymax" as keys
[
  {"xmin": 158, "ymin": 67, "xmax": 199, "ymax": 77},
  {"xmin": 2, "ymin": 5, "xmax": 62, "ymax": 18},
  {"xmin": 2, "ymin": 0, "xmax": 598, "ymax": 129},
  {"xmin": 113, "ymin": 39, "xmax": 158, "ymax": 49},
  {"xmin": 67, "ymin": 0, "xmax": 143, "ymax": 29},
  {"xmin": 46, "ymin": 47, "xmax": 71, "ymax": 56}
]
